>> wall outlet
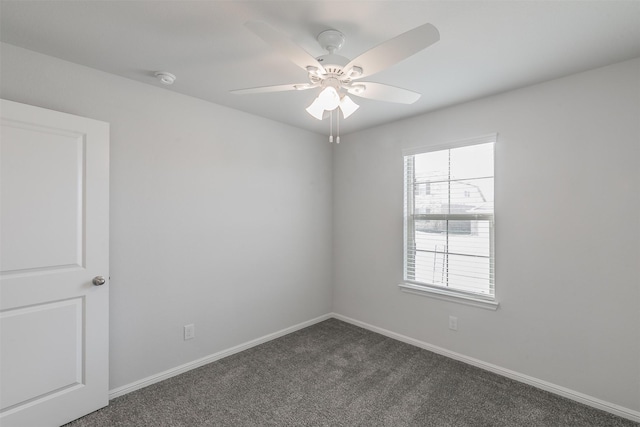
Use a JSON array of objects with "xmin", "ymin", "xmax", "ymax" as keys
[
  {"xmin": 184, "ymin": 323, "xmax": 195, "ymax": 340},
  {"xmin": 449, "ymin": 316, "xmax": 458, "ymax": 331}
]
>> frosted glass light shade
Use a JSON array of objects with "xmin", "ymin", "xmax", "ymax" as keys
[
  {"xmin": 339, "ymin": 95, "xmax": 359, "ymax": 118},
  {"xmin": 317, "ymin": 87, "xmax": 340, "ymax": 111},
  {"xmin": 306, "ymin": 87, "xmax": 359, "ymax": 121},
  {"xmin": 306, "ymin": 97, "xmax": 326, "ymax": 120}
]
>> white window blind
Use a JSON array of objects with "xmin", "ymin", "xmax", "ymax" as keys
[{"xmin": 404, "ymin": 137, "xmax": 495, "ymax": 299}]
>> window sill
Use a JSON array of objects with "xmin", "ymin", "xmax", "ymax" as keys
[{"xmin": 398, "ymin": 282, "xmax": 500, "ymax": 311}]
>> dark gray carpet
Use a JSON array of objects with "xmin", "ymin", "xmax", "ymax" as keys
[{"xmin": 65, "ymin": 319, "xmax": 637, "ymax": 426}]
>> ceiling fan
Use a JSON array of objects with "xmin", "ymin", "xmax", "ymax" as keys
[{"xmin": 231, "ymin": 21, "xmax": 440, "ymax": 134}]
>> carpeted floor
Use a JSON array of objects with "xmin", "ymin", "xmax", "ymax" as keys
[{"xmin": 65, "ymin": 319, "xmax": 638, "ymax": 426}]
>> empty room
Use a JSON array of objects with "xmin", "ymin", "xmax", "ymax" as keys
[{"xmin": 0, "ymin": 1, "xmax": 639, "ymax": 426}]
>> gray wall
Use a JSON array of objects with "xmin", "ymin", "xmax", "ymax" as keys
[
  {"xmin": 3, "ymin": 41, "xmax": 639, "ymax": 415},
  {"xmin": 333, "ymin": 58, "xmax": 640, "ymax": 412},
  {"xmin": 1, "ymin": 43, "xmax": 333, "ymax": 390}
]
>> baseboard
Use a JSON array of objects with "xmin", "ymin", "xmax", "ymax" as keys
[
  {"xmin": 109, "ymin": 311, "xmax": 639, "ymax": 423},
  {"xmin": 331, "ymin": 313, "xmax": 640, "ymax": 423},
  {"xmin": 109, "ymin": 313, "xmax": 332, "ymax": 399}
]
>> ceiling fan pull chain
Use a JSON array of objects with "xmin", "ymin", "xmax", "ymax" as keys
[
  {"xmin": 336, "ymin": 109, "xmax": 340, "ymax": 144},
  {"xmin": 329, "ymin": 110, "xmax": 334, "ymax": 143}
]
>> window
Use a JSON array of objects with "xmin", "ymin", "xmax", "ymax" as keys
[{"xmin": 403, "ymin": 135, "xmax": 495, "ymax": 303}]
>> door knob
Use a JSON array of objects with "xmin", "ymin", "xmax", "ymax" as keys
[{"xmin": 92, "ymin": 276, "xmax": 106, "ymax": 286}]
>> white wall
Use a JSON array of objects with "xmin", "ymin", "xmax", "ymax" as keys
[
  {"xmin": 0, "ymin": 43, "xmax": 333, "ymax": 390},
  {"xmin": 333, "ymin": 57, "xmax": 640, "ymax": 413}
]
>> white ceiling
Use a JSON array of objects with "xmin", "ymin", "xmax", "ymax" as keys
[{"xmin": 2, "ymin": 1, "xmax": 639, "ymax": 136}]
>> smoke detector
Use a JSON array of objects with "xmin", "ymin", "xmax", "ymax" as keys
[{"xmin": 155, "ymin": 71, "xmax": 176, "ymax": 85}]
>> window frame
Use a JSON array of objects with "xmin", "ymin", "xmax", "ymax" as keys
[{"xmin": 400, "ymin": 134, "xmax": 499, "ymax": 310}]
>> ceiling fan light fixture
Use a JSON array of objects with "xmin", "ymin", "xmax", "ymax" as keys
[
  {"xmin": 317, "ymin": 86, "xmax": 340, "ymax": 111},
  {"xmin": 306, "ymin": 86, "xmax": 343, "ymax": 120},
  {"xmin": 305, "ymin": 97, "xmax": 326, "ymax": 120},
  {"xmin": 339, "ymin": 95, "xmax": 359, "ymax": 119}
]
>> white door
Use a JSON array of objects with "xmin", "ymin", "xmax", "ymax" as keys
[{"xmin": 0, "ymin": 99, "xmax": 109, "ymax": 427}]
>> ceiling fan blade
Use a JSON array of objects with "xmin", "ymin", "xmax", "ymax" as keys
[
  {"xmin": 347, "ymin": 82, "xmax": 421, "ymax": 104},
  {"xmin": 345, "ymin": 23, "xmax": 439, "ymax": 79},
  {"xmin": 245, "ymin": 21, "xmax": 325, "ymax": 74},
  {"xmin": 231, "ymin": 83, "xmax": 317, "ymax": 95}
]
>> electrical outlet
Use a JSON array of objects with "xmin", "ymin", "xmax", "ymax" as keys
[
  {"xmin": 184, "ymin": 323, "xmax": 195, "ymax": 340},
  {"xmin": 449, "ymin": 316, "xmax": 458, "ymax": 331}
]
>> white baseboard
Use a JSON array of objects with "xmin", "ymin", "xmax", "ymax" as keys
[
  {"xmin": 332, "ymin": 313, "xmax": 640, "ymax": 423},
  {"xmin": 109, "ymin": 313, "xmax": 332, "ymax": 399},
  {"xmin": 109, "ymin": 312, "xmax": 639, "ymax": 423}
]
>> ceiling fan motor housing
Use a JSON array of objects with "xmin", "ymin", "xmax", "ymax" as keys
[
  {"xmin": 310, "ymin": 29, "xmax": 357, "ymax": 91},
  {"xmin": 312, "ymin": 53, "xmax": 352, "ymax": 87}
]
